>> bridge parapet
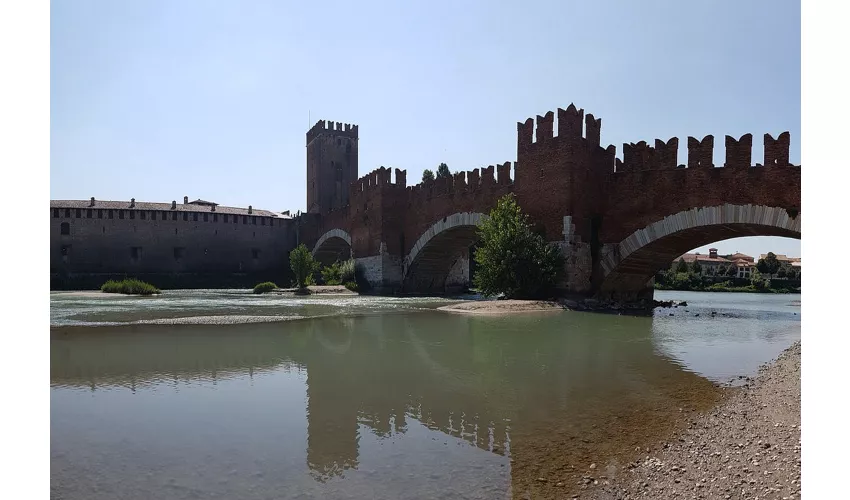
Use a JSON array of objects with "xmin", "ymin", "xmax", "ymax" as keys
[
  {"xmin": 405, "ymin": 162, "xmax": 514, "ymax": 202},
  {"xmin": 517, "ymin": 103, "xmax": 604, "ymax": 156},
  {"xmin": 612, "ymin": 131, "xmax": 796, "ymax": 173}
]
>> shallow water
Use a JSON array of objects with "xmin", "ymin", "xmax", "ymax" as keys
[{"xmin": 50, "ymin": 290, "xmax": 800, "ymax": 499}]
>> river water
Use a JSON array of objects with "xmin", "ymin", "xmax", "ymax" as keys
[{"xmin": 50, "ymin": 290, "xmax": 800, "ymax": 500}]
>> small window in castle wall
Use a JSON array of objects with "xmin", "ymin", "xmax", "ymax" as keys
[
  {"xmin": 108, "ymin": 210, "xmax": 114, "ymax": 219},
  {"xmin": 53, "ymin": 209, "xmax": 59, "ymax": 218},
  {"xmin": 252, "ymin": 217, "xmax": 257, "ymax": 225},
  {"xmin": 60, "ymin": 222, "xmax": 70, "ymax": 235},
  {"xmin": 75, "ymin": 209, "xmax": 81, "ymax": 218},
  {"xmin": 172, "ymin": 212, "xmax": 178, "ymax": 221},
  {"xmin": 243, "ymin": 216, "xmax": 247, "ymax": 224},
  {"xmin": 119, "ymin": 210, "xmax": 124, "ymax": 219},
  {"xmin": 252, "ymin": 249, "xmax": 260, "ymax": 260},
  {"xmin": 64, "ymin": 208, "xmax": 71, "ymax": 218},
  {"xmin": 140, "ymin": 211, "xmax": 146, "ymax": 220},
  {"xmin": 183, "ymin": 212, "xmax": 188, "ymax": 221},
  {"xmin": 98, "ymin": 209, "xmax": 103, "ymax": 219},
  {"xmin": 193, "ymin": 213, "xmax": 198, "ymax": 222},
  {"xmin": 151, "ymin": 211, "xmax": 156, "ymax": 221},
  {"xmin": 213, "ymin": 214, "xmax": 218, "ymax": 223},
  {"xmin": 130, "ymin": 247, "xmax": 142, "ymax": 262},
  {"xmin": 203, "ymin": 213, "xmax": 208, "ymax": 222},
  {"xmin": 223, "ymin": 214, "xmax": 228, "ymax": 223},
  {"xmin": 60, "ymin": 245, "xmax": 71, "ymax": 261},
  {"xmin": 261, "ymin": 218, "xmax": 266, "ymax": 226},
  {"xmin": 130, "ymin": 211, "xmax": 135, "ymax": 219},
  {"xmin": 86, "ymin": 209, "xmax": 92, "ymax": 218}
]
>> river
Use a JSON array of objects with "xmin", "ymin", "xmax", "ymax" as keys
[{"xmin": 50, "ymin": 290, "xmax": 800, "ymax": 499}]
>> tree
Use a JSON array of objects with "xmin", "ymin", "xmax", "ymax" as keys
[
  {"xmin": 776, "ymin": 268, "xmax": 787, "ymax": 279},
  {"xmin": 289, "ymin": 244, "xmax": 318, "ymax": 288},
  {"xmin": 690, "ymin": 259, "xmax": 702, "ymax": 275},
  {"xmin": 422, "ymin": 169, "xmax": 435, "ymax": 182},
  {"xmin": 674, "ymin": 258, "xmax": 689, "ymax": 273},
  {"xmin": 436, "ymin": 163, "xmax": 451, "ymax": 179},
  {"xmin": 756, "ymin": 252, "xmax": 781, "ymax": 278},
  {"xmin": 473, "ymin": 194, "xmax": 564, "ymax": 299}
]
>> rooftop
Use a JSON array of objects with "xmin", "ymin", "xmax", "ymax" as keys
[
  {"xmin": 679, "ymin": 252, "xmax": 731, "ymax": 264},
  {"xmin": 50, "ymin": 198, "xmax": 284, "ymax": 218}
]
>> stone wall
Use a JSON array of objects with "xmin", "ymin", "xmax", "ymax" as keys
[{"xmin": 50, "ymin": 207, "xmax": 295, "ymax": 286}]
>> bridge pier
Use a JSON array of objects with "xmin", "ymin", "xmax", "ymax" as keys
[{"xmin": 354, "ymin": 242, "xmax": 403, "ymax": 294}]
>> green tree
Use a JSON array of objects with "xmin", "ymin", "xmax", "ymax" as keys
[
  {"xmin": 436, "ymin": 163, "xmax": 451, "ymax": 179},
  {"xmin": 776, "ymin": 268, "xmax": 787, "ymax": 279},
  {"xmin": 756, "ymin": 252, "xmax": 781, "ymax": 278},
  {"xmin": 289, "ymin": 244, "xmax": 318, "ymax": 288},
  {"xmin": 472, "ymin": 194, "xmax": 564, "ymax": 299},
  {"xmin": 690, "ymin": 259, "xmax": 702, "ymax": 275},
  {"xmin": 422, "ymin": 169, "xmax": 435, "ymax": 182},
  {"xmin": 674, "ymin": 258, "xmax": 689, "ymax": 273}
]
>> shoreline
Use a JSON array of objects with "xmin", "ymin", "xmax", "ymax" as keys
[
  {"xmin": 583, "ymin": 341, "xmax": 801, "ymax": 499},
  {"xmin": 437, "ymin": 299, "xmax": 564, "ymax": 315}
]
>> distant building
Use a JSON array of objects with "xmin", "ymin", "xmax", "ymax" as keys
[
  {"xmin": 725, "ymin": 252, "xmax": 755, "ymax": 279},
  {"xmin": 677, "ymin": 248, "xmax": 732, "ymax": 277}
]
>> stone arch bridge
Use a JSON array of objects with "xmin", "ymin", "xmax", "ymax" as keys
[{"xmin": 301, "ymin": 104, "xmax": 800, "ymax": 302}]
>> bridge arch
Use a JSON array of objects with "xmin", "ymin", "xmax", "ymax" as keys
[
  {"xmin": 312, "ymin": 229, "xmax": 353, "ymax": 266},
  {"xmin": 598, "ymin": 204, "xmax": 801, "ymax": 298},
  {"xmin": 402, "ymin": 212, "xmax": 486, "ymax": 294}
]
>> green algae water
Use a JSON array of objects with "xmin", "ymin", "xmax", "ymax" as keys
[{"xmin": 50, "ymin": 290, "xmax": 800, "ymax": 499}]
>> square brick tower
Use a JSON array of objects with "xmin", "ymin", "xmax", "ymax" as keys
[{"xmin": 306, "ymin": 120, "xmax": 359, "ymax": 214}]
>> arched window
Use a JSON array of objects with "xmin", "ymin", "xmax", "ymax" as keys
[{"xmin": 60, "ymin": 222, "xmax": 70, "ymax": 235}]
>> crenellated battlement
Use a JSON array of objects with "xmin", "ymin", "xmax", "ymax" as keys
[
  {"xmin": 517, "ymin": 103, "xmax": 603, "ymax": 154},
  {"xmin": 349, "ymin": 166, "xmax": 407, "ymax": 197},
  {"xmin": 405, "ymin": 162, "xmax": 515, "ymax": 200},
  {"xmin": 306, "ymin": 119, "xmax": 359, "ymax": 145},
  {"xmin": 612, "ymin": 131, "xmax": 797, "ymax": 173}
]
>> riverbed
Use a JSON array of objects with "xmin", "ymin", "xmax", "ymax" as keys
[{"xmin": 50, "ymin": 290, "xmax": 800, "ymax": 499}]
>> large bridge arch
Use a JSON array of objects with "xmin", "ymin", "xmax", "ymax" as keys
[
  {"xmin": 402, "ymin": 212, "xmax": 486, "ymax": 294},
  {"xmin": 597, "ymin": 204, "xmax": 801, "ymax": 299},
  {"xmin": 312, "ymin": 229, "xmax": 353, "ymax": 266}
]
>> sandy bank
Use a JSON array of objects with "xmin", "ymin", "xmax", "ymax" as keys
[
  {"xmin": 585, "ymin": 341, "xmax": 801, "ymax": 500},
  {"xmin": 51, "ymin": 291, "xmax": 159, "ymax": 298},
  {"xmin": 438, "ymin": 299, "xmax": 563, "ymax": 315},
  {"xmin": 272, "ymin": 285, "xmax": 358, "ymax": 296}
]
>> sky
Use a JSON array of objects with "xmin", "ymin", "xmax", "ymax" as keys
[{"xmin": 50, "ymin": 0, "xmax": 801, "ymax": 259}]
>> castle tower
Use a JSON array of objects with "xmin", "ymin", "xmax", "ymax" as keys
[{"xmin": 306, "ymin": 120, "xmax": 359, "ymax": 214}]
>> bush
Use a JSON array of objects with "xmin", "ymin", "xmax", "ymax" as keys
[
  {"xmin": 101, "ymin": 278, "xmax": 161, "ymax": 295},
  {"xmin": 339, "ymin": 259, "xmax": 355, "ymax": 284},
  {"xmin": 253, "ymin": 282, "xmax": 278, "ymax": 294},
  {"xmin": 321, "ymin": 261, "xmax": 343, "ymax": 285},
  {"xmin": 473, "ymin": 194, "xmax": 564, "ymax": 299},
  {"xmin": 289, "ymin": 244, "xmax": 319, "ymax": 288},
  {"xmin": 343, "ymin": 281, "xmax": 359, "ymax": 292}
]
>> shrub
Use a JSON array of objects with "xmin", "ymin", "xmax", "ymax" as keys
[
  {"xmin": 101, "ymin": 278, "xmax": 161, "ymax": 295},
  {"xmin": 289, "ymin": 244, "xmax": 319, "ymax": 288},
  {"xmin": 473, "ymin": 194, "xmax": 564, "ymax": 299},
  {"xmin": 321, "ymin": 261, "xmax": 343, "ymax": 285},
  {"xmin": 253, "ymin": 282, "xmax": 278, "ymax": 294},
  {"xmin": 339, "ymin": 258, "xmax": 355, "ymax": 284},
  {"xmin": 343, "ymin": 281, "xmax": 359, "ymax": 292}
]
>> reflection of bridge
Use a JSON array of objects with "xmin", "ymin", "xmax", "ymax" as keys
[
  {"xmin": 51, "ymin": 313, "xmax": 720, "ymax": 484},
  {"xmin": 300, "ymin": 105, "xmax": 800, "ymax": 300}
]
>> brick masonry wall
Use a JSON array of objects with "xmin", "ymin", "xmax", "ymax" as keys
[
  {"xmin": 301, "ymin": 105, "xmax": 800, "ymax": 297},
  {"xmin": 50, "ymin": 209, "xmax": 295, "ymax": 277}
]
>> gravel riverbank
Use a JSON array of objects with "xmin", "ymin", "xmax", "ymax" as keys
[{"xmin": 585, "ymin": 341, "xmax": 801, "ymax": 500}]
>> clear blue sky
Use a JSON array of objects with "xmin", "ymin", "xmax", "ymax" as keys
[{"xmin": 50, "ymin": 0, "xmax": 800, "ymax": 258}]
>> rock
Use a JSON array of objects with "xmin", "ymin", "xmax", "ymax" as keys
[
  {"xmin": 590, "ymin": 463, "xmax": 597, "ymax": 470},
  {"xmin": 537, "ymin": 477, "xmax": 548, "ymax": 483}
]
